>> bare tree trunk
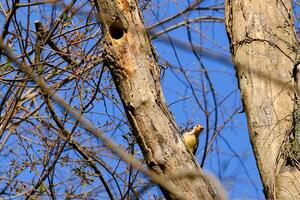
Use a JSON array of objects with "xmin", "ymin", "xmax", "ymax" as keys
[
  {"xmin": 225, "ymin": 0, "xmax": 300, "ymax": 199},
  {"xmin": 94, "ymin": 0, "xmax": 217, "ymax": 199}
]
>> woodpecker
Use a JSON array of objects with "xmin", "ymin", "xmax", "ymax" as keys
[{"xmin": 182, "ymin": 124, "xmax": 204, "ymax": 155}]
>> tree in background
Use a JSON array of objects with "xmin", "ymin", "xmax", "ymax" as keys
[
  {"xmin": 1, "ymin": 0, "xmax": 298, "ymax": 199},
  {"xmin": 225, "ymin": 0, "xmax": 300, "ymax": 199}
]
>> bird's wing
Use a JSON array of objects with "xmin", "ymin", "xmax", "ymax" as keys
[{"xmin": 193, "ymin": 141, "xmax": 199, "ymax": 155}]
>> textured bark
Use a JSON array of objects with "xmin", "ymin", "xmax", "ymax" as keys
[
  {"xmin": 225, "ymin": 0, "xmax": 300, "ymax": 199},
  {"xmin": 94, "ymin": 0, "xmax": 217, "ymax": 199}
]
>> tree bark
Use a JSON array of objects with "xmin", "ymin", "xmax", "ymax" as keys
[
  {"xmin": 94, "ymin": 0, "xmax": 217, "ymax": 199},
  {"xmin": 225, "ymin": 0, "xmax": 300, "ymax": 199}
]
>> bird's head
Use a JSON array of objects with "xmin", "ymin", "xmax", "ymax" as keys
[{"xmin": 193, "ymin": 124, "xmax": 204, "ymax": 136}]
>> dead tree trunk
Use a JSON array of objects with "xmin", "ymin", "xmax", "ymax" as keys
[
  {"xmin": 94, "ymin": 0, "xmax": 217, "ymax": 199},
  {"xmin": 225, "ymin": 0, "xmax": 300, "ymax": 199}
]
